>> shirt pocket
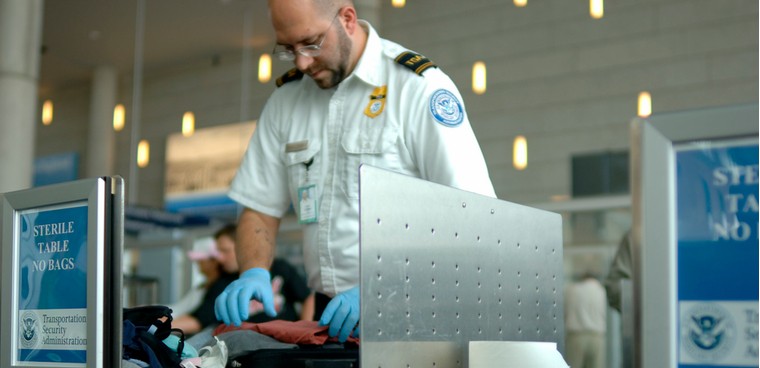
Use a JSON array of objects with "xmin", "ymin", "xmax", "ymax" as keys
[
  {"xmin": 284, "ymin": 140, "xmax": 321, "ymax": 202},
  {"xmin": 340, "ymin": 120, "xmax": 399, "ymax": 199}
]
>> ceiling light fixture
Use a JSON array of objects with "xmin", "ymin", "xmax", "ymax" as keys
[
  {"xmin": 638, "ymin": 91, "xmax": 652, "ymax": 118},
  {"xmin": 113, "ymin": 104, "xmax": 125, "ymax": 131},
  {"xmin": 472, "ymin": 61, "xmax": 487, "ymax": 95},
  {"xmin": 137, "ymin": 140, "xmax": 150, "ymax": 168},
  {"xmin": 590, "ymin": 0, "xmax": 604, "ymax": 19},
  {"xmin": 182, "ymin": 111, "xmax": 195, "ymax": 137},
  {"xmin": 258, "ymin": 53, "xmax": 272, "ymax": 83},
  {"xmin": 513, "ymin": 135, "xmax": 528, "ymax": 170},
  {"xmin": 514, "ymin": 0, "xmax": 527, "ymax": 7},
  {"xmin": 42, "ymin": 100, "xmax": 53, "ymax": 126},
  {"xmin": 392, "ymin": 0, "xmax": 405, "ymax": 8}
]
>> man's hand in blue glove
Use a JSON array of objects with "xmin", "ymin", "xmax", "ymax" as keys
[
  {"xmin": 318, "ymin": 286, "xmax": 360, "ymax": 342},
  {"xmin": 214, "ymin": 267, "xmax": 277, "ymax": 326}
]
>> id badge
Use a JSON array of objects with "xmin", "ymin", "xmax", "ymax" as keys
[{"xmin": 297, "ymin": 184, "xmax": 318, "ymax": 224}]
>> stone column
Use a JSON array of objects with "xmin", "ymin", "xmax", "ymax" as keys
[
  {"xmin": 86, "ymin": 65, "xmax": 118, "ymax": 177},
  {"xmin": 0, "ymin": 0, "xmax": 44, "ymax": 192}
]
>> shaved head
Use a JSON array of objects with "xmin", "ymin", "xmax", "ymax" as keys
[
  {"xmin": 313, "ymin": 0, "xmax": 348, "ymax": 18},
  {"xmin": 269, "ymin": 0, "xmax": 353, "ymax": 20},
  {"xmin": 267, "ymin": 0, "xmax": 367, "ymax": 89}
]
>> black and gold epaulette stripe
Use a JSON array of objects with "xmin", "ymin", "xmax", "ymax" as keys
[
  {"xmin": 394, "ymin": 51, "xmax": 437, "ymax": 76},
  {"xmin": 276, "ymin": 68, "xmax": 304, "ymax": 87}
]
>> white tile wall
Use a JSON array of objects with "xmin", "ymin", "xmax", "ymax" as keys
[{"xmin": 35, "ymin": 0, "xmax": 758, "ymax": 207}]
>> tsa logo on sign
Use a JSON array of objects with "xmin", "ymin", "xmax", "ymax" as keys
[
  {"xmin": 681, "ymin": 303, "xmax": 737, "ymax": 362},
  {"xmin": 19, "ymin": 311, "xmax": 40, "ymax": 349}
]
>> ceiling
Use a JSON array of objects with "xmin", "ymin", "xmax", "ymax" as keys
[{"xmin": 39, "ymin": 0, "xmax": 273, "ymax": 94}]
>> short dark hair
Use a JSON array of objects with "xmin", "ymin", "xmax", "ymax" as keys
[{"xmin": 214, "ymin": 224, "xmax": 236, "ymax": 241}]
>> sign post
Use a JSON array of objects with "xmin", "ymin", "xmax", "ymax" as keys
[
  {"xmin": 631, "ymin": 104, "xmax": 758, "ymax": 368},
  {"xmin": 1, "ymin": 177, "xmax": 123, "ymax": 368}
]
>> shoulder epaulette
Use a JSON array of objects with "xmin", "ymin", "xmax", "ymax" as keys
[
  {"xmin": 276, "ymin": 68, "xmax": 304, "ymax": 87},
  {"xmin": 394, "ymin": 51, "xmax": 437, "ymax": 76}
]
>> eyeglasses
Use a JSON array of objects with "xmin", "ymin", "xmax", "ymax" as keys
[{"xmin": 272, "ymin": 11, "xmax": 340, "ymax": 62}]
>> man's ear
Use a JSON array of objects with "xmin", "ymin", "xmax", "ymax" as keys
[{"xmin": 339, "ymin": 6, "xmax": 359, "ymax": 35}]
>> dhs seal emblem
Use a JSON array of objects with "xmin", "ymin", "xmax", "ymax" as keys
[
  {"xmin": 429, "ymin": 89, "xmax": 464, "ymax": 127},
  {"xmin": 681, "ymin": 303, "xmax": 736, "ymax": 362},
  {"xmin": 19, "ymin": 311, "xmax": 39, "ymax": 349},
  {"xmin": 369, "ymin": 101, "xmax": 383, "ymax": 114}
]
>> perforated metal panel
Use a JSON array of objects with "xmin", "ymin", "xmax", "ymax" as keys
[{"xmin": 359, "ymin": 166, "xmax": 564, "ymax": 368}]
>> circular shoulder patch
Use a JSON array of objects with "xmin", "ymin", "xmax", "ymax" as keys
[{"xmin": 429, "ymin": 89, "xmax": 464, "ymax": 127}]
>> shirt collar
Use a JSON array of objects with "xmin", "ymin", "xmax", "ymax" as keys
[{"xmin": 350, "ymin": 20, "xmax": 385, "ymax": 87}]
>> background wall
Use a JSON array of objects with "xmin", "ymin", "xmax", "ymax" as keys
[{"xmin": 34, "ymin": 0, "xmax": 758, "ymax": 207}]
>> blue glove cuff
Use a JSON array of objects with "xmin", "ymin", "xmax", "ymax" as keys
[{"xmin": 241, "ymin": 267, "xmax": 271, "ymax": 280}]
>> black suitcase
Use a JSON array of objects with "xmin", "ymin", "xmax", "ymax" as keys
[{"xmin": 227, "ymin": 345, "xmax": 359, "ymax": 368}]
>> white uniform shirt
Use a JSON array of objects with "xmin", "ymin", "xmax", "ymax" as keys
[
  {"xmin": 230, "ymin": 21, "xmax": 495, "ymax": 297},
  {"xmin": 565, "ymin": 278, "xmax": 607, "ymax": 333}
]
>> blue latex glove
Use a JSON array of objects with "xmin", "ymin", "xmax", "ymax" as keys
[
  {"xmin": 214, "ymin": 267, "xmax": 276, "ymax": 326},
  {"xmin": 318, "ymin": 286, "xmax": 360, "ymax": 342}
]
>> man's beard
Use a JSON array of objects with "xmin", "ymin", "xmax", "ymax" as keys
[{"xmin": 317, "ymin": 24, "xmax": 352, "ymax": 89}]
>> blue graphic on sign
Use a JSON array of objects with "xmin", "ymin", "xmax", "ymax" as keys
[
  {"xmin": 676, "ymin": 143, "xmax": 758, "ymax": 367},
  {"xmin": 676, "ymin": 144, "xmax": 758, "ymax": 301},
  {"xmin": 682, "ymin": 303, "xmax": 737, "ymax": 363},
  {"xmin": 18, "ymin": 204, "xmax": 88, "ymax": 364},
  {"xmin": 33, "ymin": 152, "xmax": 79, "ymax": 187},
  {"xmin": 690, "ymin": 315, "xmax": 725, "ymax": 350},
  {"xmin": 20, "ymin": 313, "xmax": 38, "ymax": 348}
]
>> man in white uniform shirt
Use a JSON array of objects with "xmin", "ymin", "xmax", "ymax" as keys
[{"xmin": 215, "ymin": 0, "xmax": 495, "ymax": 342}]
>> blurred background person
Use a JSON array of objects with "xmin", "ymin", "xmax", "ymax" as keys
[
  {"xmin": 565, "ymin": 272, "xmax": 607, "ymax": 368},
  {"xmin": 168, "ymin": 239, "xmax": 222, "ymax": 318},
  {"xmin": 172, "ymin": 236, "xmax": 237, "ymax": 336}
]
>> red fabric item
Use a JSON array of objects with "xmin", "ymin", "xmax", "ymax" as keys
[{"xmin": 213, "ymin": 319, "xmax": 360, "ymax": 345}]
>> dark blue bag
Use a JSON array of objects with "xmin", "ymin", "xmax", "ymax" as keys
[{"xmin": 122, "ymin": 305, "xmax": 185, "ymax": 368}]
